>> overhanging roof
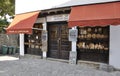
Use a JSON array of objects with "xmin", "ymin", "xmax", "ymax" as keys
[
  {"xmin": 68, "ymin": 2, "xmax": 120, "ymax": 27},
  {"xmin": 6, "ymin": 11, "xmax": 40, "ymax": 34}
]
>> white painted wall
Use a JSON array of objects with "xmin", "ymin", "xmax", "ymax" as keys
[{"xmin": 110, "ymin": 25, "xmax": 120, "ymax": 69}]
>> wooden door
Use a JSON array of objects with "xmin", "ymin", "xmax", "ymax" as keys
[
  {"xmin": 48, "ymin": 23, "xmax": 71, "ymax": 59},
  {"xmin": 60, "ymin": 25, "xmax": 71, "ymax": 59}
]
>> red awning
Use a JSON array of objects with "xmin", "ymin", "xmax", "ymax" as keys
[
  {"xmin": 68, "ymin": 2, "xmax": 120, "ymax": 27},
  {"xmin": 6, "ymin": 11, "xmax": 40, "ymax": 34}
]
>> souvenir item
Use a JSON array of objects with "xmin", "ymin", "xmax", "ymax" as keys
[
  {"xmin": 87, "ymin": 28, "xmax": 92, "ymax": 32},
  {"xmin": 104, "ymin": 48, "xmax": 108, "ymax": 50},
  {"xmin": 89, "ymin": 43, "xmax": 94, "ymax": 49},
  {"xmin": 92, "ymin": 34, "xmax": 96, "ymax": 38},
  {"xmin": 94, "ymin": 44, "xmax": 99, "ymax": 49},
  {"xmin": 98, "ymin": 28, "xmax": 102, "ymax": 32},
  {"xmin": 95, "ymin": 28, "xmax": 97, "ymax": 32},
  {"xmin": 83, "ymin": 30, "xmax": 87, "ymax": 34},
  {"xmin": 81, "ymin": 35, "xmax": 84, "ymax": 39},
  {"xmin": 87, "ymin": 34, "xmax": 91, "ymax": 39},
  {"xmin": 98, "ymin": 44, "xmax": 104, "ymax": 49},
  {"xmin": 101, "ymin": 34, "xmax": 104, "ymax": 38},
  {"xmin": 96, "ymin": 34, "xmax": 101, "ymax": 38}
]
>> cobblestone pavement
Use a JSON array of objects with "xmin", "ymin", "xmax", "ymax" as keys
[{"xmin": 0, "ymin": 57, "xmax": 120, "ymax": 76}]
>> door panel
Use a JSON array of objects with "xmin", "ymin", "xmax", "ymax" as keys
[
  {"xmin": 48, "ymin": 25, "xmax": 59, "ymax": 58},
  {"xmin": 60, "ymin": 25, "xmax": 71, "ymax": 59}
]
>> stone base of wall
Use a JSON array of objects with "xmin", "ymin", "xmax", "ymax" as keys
[
  {"xmin": 0, "ymin": 34, "xmax": 19, "ymax": 53},
  {"xmin": 78, "ymin": 60, "xmax": 115, "ymax": 72},
  {"xmin": 99, "ymin": 63, "xmax": 115, "ymax": 72}
]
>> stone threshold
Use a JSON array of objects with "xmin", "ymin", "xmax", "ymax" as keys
[
  {"xmin": 47, "ymin": 58, "xmax": 69, "ymax": 63},
  {"xmin": 19, "ymin": 54, "xmax": 42, "ymax": 59}
]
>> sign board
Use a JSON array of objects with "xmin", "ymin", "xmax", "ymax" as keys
[
  {"xmin": 69, "ymin": 51, "xmax": 77, "ymax": 64},
  {"xmin": 69, "ymin": 29, "xmax": 78, "ymax": 41},
  {"xmin": 47, "ymin": 14, "xmax": 69, "ymax": 22}
]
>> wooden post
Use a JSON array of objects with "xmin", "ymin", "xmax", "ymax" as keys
[
  {"xmin": 19, "ymin": 34, "xmax": 24, "ymax": 56},
  {"xmin": 42, "ymin": 21, "xmax": 47, "ymax": 59},
  {"xmin": 69, "ymin": 26, "xmax": 77, "ymax": 64}
]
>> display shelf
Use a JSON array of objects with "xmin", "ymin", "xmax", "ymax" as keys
[
  {"xmin": 77, "ymin": 26, "xmax": 109, "ymax": 63},
  {"xmin": 77, "ymin": 38, "xmax": 109, "ymax": 42},
  {"xmin": 77, "ymin": 26, "xmax": 109, "ymax": 51}
]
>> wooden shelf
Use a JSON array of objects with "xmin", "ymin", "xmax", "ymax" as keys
[
  {"xmin": 77, "ymin": 38, "xmax": 109, "ymax": 42},
  {"xmin": 77, "ymin": 48, "xmax": 108, "ymax": 53},
  {"xmin": 24, "ymin": 42, "xmax": 42, "ymax": 46}
]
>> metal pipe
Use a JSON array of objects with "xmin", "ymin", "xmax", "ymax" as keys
[{"xmin": 32, "ymin": 28, "xmax": 43, "ymax": 30}]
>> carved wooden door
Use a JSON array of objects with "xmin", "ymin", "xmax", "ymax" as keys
[{"xmin": 48, "ymin": 23, "xmax": 71, "ymax": 59}]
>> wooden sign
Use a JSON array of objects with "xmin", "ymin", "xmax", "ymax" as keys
[{"xmin": 47, "ymin": 14, "xmax": 69, "ymax": 22}]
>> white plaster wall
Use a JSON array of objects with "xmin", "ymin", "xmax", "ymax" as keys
[{"xmin": 110, "ymin": 25, "xmax": 120, "ymax": 69}]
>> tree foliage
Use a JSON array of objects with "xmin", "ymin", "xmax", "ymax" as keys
[
  {"xmin": 0, "ymin": 0, "xmax": 15, "ymax": 32},
  {"xmin": 0, "ymin": 0, "xmax": 15, "ymax": 18}
]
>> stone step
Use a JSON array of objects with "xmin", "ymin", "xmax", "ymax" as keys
[
  {"xmin": 47, "ymin": 58, "xmax": 69, "ymax": 63},
  {"xmin": 19, "ymin": 54, "xmax": 42, "ymax": 59}
]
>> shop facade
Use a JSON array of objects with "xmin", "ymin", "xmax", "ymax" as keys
[
  {"xmin": 6, "ymin": 1, "xmax": 120, "ymax": 69},
  {"xmin": 23, "ymin": 9, "xmax": 71, "ymax": 59}
]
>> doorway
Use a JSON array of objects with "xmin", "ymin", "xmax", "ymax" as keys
[{"xmin": 48, "ymin": 22, "xmax": 71, "ymax": 59}]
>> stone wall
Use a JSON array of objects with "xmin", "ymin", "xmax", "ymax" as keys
[{"xmin": 0, "ymin": 34, "xmax": 19, "ymax": 51}]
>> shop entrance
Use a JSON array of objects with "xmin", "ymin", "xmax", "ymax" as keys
[
  {"xmin": 48, "ymin": 22, "xmax": 71, "ymax": 59},
  {"xmin": 24, "ymin": 23, "xmax": 42, "ymax": 55}
]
